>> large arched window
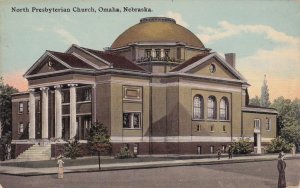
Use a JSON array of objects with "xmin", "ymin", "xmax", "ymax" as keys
[
  {"xmin": 193, "ymin": 95, "xmax": 204, "ymax": 119},
  {"xmin": 207, "ymin": 96, "xmax": 217, "ymax": 119},
  {"xmin": 220, "ymin": 97, "xmax": 229, "ymax": 120}
]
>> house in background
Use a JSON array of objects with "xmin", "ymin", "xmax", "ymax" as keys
[{"xmin": 11, "ymin": 17, "xmax": 278, "ymax": 160}]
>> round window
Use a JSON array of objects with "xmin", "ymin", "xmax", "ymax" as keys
[{"xmin": 209, "ymin": 64, "xmax": 216, "ymax": 73}]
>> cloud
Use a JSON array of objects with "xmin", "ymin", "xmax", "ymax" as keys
[
  {"xmin": 2, "ymin": 70, "xmax": 28, "ymax": 92},
  {"xmin": 238, "ymin": 46, "xmax": 300, "ymax": 100},
  {"xmin": 161, "ymin": 11, "xmax": 189, "ymax": 28},
  {"xmin": 197, "ymin": 21, "xmax": 300, "ymax": 46},
  {"xmin": 53, "ymin": 27, "xmax": 80, "ymax": 45}
]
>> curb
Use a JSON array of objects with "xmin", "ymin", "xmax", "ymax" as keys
[{"xmin": 1, "ymin": 156, "xmax": 299, "ymax": 177}]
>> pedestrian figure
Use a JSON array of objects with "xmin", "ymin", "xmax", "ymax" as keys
[
  {"xmin": 277, "ymin": 152, "xmax": 286, "ymax": 188},
  {"xmin": 217, "ymin": 148, "xmax": 221, "ymax": 160},
  {"xmin": 57, "ymin": 155, "xmax": 64, "ymax": 179},
  {"xmin": 228, "ymin": 145, "xmax": 233, "ymax": 159},
  {"xmin": 291, "ymin": 144, "xmax": 296, "ymax": 156}
]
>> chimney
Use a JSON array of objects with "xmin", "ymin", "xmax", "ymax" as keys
[{"xmin": 225, "ymin": 53, "xmax": 236, "ymax": 68}]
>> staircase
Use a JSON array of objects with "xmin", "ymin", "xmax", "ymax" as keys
[{"xmin": 17, "ymin": 144, "xmax": 51, "ymax": 161}]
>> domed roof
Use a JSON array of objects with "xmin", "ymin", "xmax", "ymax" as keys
[{"xmin": 111, "ymin": 17, "xmax": 205, "ymax": 49}]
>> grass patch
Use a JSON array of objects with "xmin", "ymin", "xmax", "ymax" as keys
[{"xmin": 0, "ymin": 157, "xmax": 173, "ymax": 168}]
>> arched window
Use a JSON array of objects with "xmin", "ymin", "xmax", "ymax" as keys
[
  {"xmin": 193, "ymin": 95, "xmax": 204, "ymax": 119},
  {"xmin": 208, "ymin": 96, "xmax": 217, "ymax": 119},
  {"xmin": 220, "ymin": 97, "xmax": 229, "ymax": 120}
]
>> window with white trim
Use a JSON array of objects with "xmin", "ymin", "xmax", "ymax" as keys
[
  {"xmin": 254, "ymin": 119, "xmax": 261, "ymax": 130},
  {"xmin": 207, "ymin": 96, "xmax": 217, "ymax": 119},
  {"xmin": 222, "ymin": 145, "xmax": 226, "ymax": 152},
  {"xmin": 164, "ymin": 49, "xmax": 170, "ymax": 59},
  {"xmin": 133, "ymin": 143, "xmax": 138, "ymax": 155},
  {"xmin": 197, "ymin": 146, "xmax": 201, "ymax": 155},
  {"xmin": 155, "ymin": 49, "xmax": 161, "ymax": 58},
  {"xmin": 123, "ymin": 112, "xmax": 141, "ymax": 129},
  {"xmin": 220, "ymin": 97, "xmax": 229, "ymax": 120},
  {"xmin": 193, "ymin": 95, "xmax": 204, "ymax": 119},
  {"xmin": 19, "ymin": 123, "xmax": 24, "ymax": 134},
  {"xmin": 145, "ymin": 49, "xmax": 151, "ymax": 58},
  {"xmin": 19, "ymin": 102, "xmax": 24, "ymax": 114},
  {"xmin": 84, "ymin": 88, "xmax": 92, "ymax": 101},
  {"xmin": 266, "ymin": 118, "xmax": 271, "ymax": 131}
]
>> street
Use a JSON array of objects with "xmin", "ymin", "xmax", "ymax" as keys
[{"xmin": 0, "ymin": 159, "xmax": 299, "ymax": 188}]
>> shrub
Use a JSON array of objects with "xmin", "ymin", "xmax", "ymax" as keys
[
  {"xmin": 230, "ymin": 137, "xmax": 252, "ymax": 154},
  {"xmin": 266, "ymin": 137, "xmax": 293, "ymax": 153},
  {"xmin": 64, "ymin": 137, "xmax": 81, "ymax": 159},
  {"xmin": 115, "ymin": 146, "xmax": 136, "ymax": 159}
]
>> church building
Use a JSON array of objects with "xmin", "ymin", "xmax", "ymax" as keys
[{"xmin": 11, "ymin": 17, "xmax": 278, "ymax": 159}]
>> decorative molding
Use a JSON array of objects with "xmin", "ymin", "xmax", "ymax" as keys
[
  {"xmin": 29, "ymin": 80, "xmax": 96, "ymax": 89},
  {"xmin": 12, "ymin": 98, "xmax": 29, "ymax": 102},
  {"xmin": 242, "ymin": 107, "xmax": 278, "ymax": 114},
  {"xmin": 110, "ymin": 136, "xmax": 244, "ymax": 143}
]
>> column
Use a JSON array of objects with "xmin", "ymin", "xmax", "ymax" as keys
[
  {"xmin": 29, "ymin": 89, "xmax": 36, "ymax": 140},
  {"xmin": 257, "ymin": 133, "xmax": 262, "ymax": 154},
  {"xmin": 92, "ymin": 84, "xmax": 96, "ymax": 122},
  {"xmin": 40, "ymin": 87, "xmax": 49, "ymax": 139},
  {"xmin": 54, "ymin": 85, "xmax": 62, "ymax": 140},
  {"xmin": 68, "ymin": 84, "xmax": 77, "ymax": 139}
]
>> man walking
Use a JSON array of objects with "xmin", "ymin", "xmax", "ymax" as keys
[
  {"xmin": 228, "ymin": 145, "xmax": 233, "ymax": 159},
  {"xmin": 217, "ymin": 148, "xmax": 222, "ymax": 160}
]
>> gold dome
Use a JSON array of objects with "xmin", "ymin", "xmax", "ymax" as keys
[{"xmin": 111, "ymin": 17, "xmax": 205, "ymax": 49}]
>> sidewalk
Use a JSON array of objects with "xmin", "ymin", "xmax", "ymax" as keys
[{"xmin": 0, "ymin": 154, "xmax": 299, "ymax": 177}]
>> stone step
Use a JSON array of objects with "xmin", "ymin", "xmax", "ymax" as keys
[
  {"xmin": 19, "ymin": 154, "xmax": 50, "ymax": 157},
  {"xmin": 17, "ymin": 144, "xmax": 52, "ymax": 160},
  {"xmin": 26, "ymin": 150, "xmax": 48, "ymax": 153}
]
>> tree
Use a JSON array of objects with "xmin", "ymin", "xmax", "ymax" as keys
[
  {"xmin": 0, "ymin": 77, "xmax": 19, "ymax": 138},
  {"xmin": 0, "ymin": 131, "xmax": 12, "ymax": 161},
  {"xmin": 271, "ymin": 96, "xmax": 300, "ymax": 149},
  {"xmin": 249, "ymin": 96, "xmax": 261, "ymax": 106},
  {"xmin": 260, "ymin": 75, "xmax": 271, "ymax": 107},
  {"xmin": 87, "ymin": 121, "xmax": 111, "ymax": 171},
  {"xmin": 280, "ymin": 125, "xmax": 300, "ymax": 148},
  {"xmin": 271, "ymin": 97, "xmax": 300, "ymax": 131}
]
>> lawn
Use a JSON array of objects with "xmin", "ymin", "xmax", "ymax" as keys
[{"xmin": 0, "ymin": 156, "xmax": 173, "ymax": 168}]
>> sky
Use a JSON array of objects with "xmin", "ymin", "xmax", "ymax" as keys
[{"xmin": 0, "ymin": 0, "xmax": 299, "ymax": 101}]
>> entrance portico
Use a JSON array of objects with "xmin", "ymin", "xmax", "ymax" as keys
[{"xmin": 27, "ymin": 83, "xmax": 93, "ymax": 142}]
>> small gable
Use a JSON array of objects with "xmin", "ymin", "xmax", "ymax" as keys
[
  {"xmin": 66, "ymin": 45, "xmax": 109, "ymax": 68},
  {"xmin": 187, "ymin": 57, "xmax": 239, "ymax": 79},
  {"xmin": 29, "ymin": 55, "xmax": 68, "ymax": 75}
]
